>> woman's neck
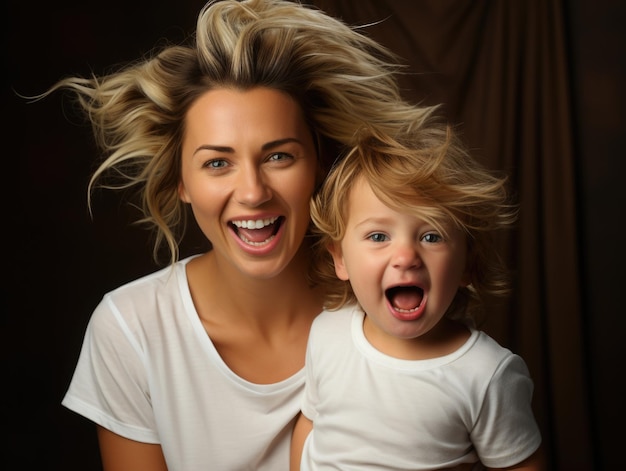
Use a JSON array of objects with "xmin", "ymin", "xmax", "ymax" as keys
[
  {"xmin": 187, "ymin": 246, "xmax": 321, "ymax": 328},
  {"xmin": 185, "ymin": 247, "xmax": 322, "ymax": 383}
]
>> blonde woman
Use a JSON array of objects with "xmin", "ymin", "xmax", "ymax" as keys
[{"xmin": 39, "ymin": 0, "xmax": 433, "ymax": 469}]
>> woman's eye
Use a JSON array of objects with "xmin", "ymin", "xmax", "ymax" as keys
[
  {"xmin": 422, "ymin": 233, "xmax": 443, "ymax": 243},
  {"xmin": 368, "ymin": 233, "xmax": 389, "ymax": 243},
  {"xmin": 267, "ymin": 152, "xmax": 293, "ymax": 163},
  {"xmin": 203, "ymin": 159, "xmax": 228, "ymax": 169}
]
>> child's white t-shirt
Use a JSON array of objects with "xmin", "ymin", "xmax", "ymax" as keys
[{"xmin": 300, "ymin": 305, "xmax": 542, "ymax": 470}]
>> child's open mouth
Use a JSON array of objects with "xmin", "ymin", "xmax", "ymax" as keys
[{"xmin": 385, "ymin": 286, "xmax": 424, "ymax": 313}]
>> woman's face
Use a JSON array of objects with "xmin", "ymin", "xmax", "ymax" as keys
[{"xmin": 179, "ymin": 87, "xmax": 318, "ymax": 280}]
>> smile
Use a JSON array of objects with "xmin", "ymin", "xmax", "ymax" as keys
[
  {"xmin": 230, "ymin": 216, "xmax": 283, "ymax": 246},
  {"xmin": 231, "ymin": 217, "xmax": 278, "ymax": 229}
]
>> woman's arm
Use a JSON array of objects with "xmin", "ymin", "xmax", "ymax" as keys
[
  {"xmin": 97, "ymin": 426, "xmax": 168, "ymax": 471},
  {"xmin": 486, "ymin": 447, "xmax": 545, "ymax": 471},
  {"xmin": 290, "ymin": 412, "xmax": 313, "ymax": 471}
]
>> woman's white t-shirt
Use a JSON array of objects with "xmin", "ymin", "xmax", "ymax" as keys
[{"xmin": 62, "ymin": 256, "xmax": 304, "ymax": 470}]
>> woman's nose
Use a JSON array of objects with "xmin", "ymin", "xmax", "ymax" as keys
[{"xmin": 234, "ymin": 166, "xmax": 272, "ymax": 207}]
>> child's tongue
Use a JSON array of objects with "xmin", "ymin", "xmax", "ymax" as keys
[
  {"xmin": 390, "ymin": 288, "xmax": 423, "ymax": 311},
  {"xmin": 237, "ymin": 224, "xmax": 275, "ymax": 243}
]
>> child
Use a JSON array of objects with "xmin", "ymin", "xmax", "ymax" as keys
[{"xmin": 291, "ymin": 121, "xmax": 544, "ymax": 470}]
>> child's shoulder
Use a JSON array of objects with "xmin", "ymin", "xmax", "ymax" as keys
[
  {"xmin": 312, "ymin": 304, "xmax": 360, "ymax": 331},
  {"xmin": 464, "ymin": 330, "xmax": 517, "ymax": 366}
]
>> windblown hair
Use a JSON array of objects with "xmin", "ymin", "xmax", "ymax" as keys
[
  {"xmin": 36, "ymin": 0, "xmax": 430, "ymax": 265},
  {"xmin": 310, "ymin": 113, "xmax": 518, "ymax": 322}
]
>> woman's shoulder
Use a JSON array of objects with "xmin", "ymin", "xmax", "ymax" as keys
[
  {"xmin": 92, "ymin": 255, "xmax": 198, "ymax": 326},
  {"xmin": 105, "ymin": 255, "xmax": 196, "ymax": 300},
  {"xmin": 80, "ymin": 256, "xmax": 204, "ymax": 354}
]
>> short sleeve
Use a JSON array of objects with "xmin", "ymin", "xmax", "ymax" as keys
[
  {"xmin": 471, "ymin": 354, "xmax": 542, "ymax": 468},
  {"xmin": 61, "ymin": 295, "xmax": 159, "ymax": 443}
]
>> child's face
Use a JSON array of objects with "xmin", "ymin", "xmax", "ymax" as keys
[{"xmin": 330, "ymin": 176, "xmax": 469, "ymax": 346}]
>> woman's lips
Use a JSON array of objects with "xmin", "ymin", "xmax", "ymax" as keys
[{"xmin": 230, "ymin": 216, "xmax": 282, "ymax": 246}]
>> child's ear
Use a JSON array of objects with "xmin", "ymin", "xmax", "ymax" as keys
[
  {"xmin": 460, "ymin": 244, "xmax": 472, "ymax": 287},
  {"xmin": 459, "ymin": 272, "xmax": 471, "ymax": 288},
  {"xmin": 459, "ymin": 263, "xmax": 472, "ymax": 287},
  {"xmin": 328, "ymin": 242, "xmax": 350, "ymax": 281}
]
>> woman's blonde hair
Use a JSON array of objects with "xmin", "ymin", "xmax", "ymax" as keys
[
  {"xmin": 310, "ymin": 114, "xmax": 517, "ymax": 322},
  {"xmin": 36, "ymin": 0, "xmax": 431, "ymax": 264}
]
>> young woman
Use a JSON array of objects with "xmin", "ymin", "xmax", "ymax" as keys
[{"xmin": 41, "ymin": 0, "xmax": 430, "ymax": 469}]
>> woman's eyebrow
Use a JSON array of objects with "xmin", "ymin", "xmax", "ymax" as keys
[
  {"xmin": 193, "ymin": 144, "xmax": 234, "ymax": 155},
  {"xmin": 261, "ymin": 137, "xmax": 302, "ymax": 151},
  {"xmin": 193, "ymin": 138, "xmax": 302, "ymax": 156}
]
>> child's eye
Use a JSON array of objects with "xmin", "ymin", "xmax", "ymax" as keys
[
  {"xmin": 368, "ymin": 233, "xmax": 389, "ymax": 243},
  {"xmin": 422, "ymin": 233, "xmax": 443, "ymax": 243}
]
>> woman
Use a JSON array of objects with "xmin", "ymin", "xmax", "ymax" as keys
[{"xmin": 44, "ymin": 0, "xmax": 431, "ymax": 469}]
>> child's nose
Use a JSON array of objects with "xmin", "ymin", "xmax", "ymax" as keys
[{"xmin": 391, "ymin": 242, "xmax": 421, "ymax": 270}]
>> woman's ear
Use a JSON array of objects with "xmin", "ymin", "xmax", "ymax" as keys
[
  {"xmin": 178, "ymin": 181, "xmax": 191, "ymax": 203},
  {"xmin": 328, "ymin": 242, "xmax": 349, "ymax": 281}
]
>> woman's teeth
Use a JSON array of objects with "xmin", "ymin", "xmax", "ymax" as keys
[
  {"xmin": 231, "ymin": 217, "xmax": 280, "ymax": 246},
  {"xmin": 238, "ymin": 234, "xmax": 276, "ymax": 246},
  {"xmin": 231, "ymin": 217, "xmax": 278, "ymax": 229}
]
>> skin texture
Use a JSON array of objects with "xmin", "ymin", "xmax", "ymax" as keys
[
  {"xmin": 178, "ymin": 87, "xmax": 322, "ymax": 383},
  {"xmin": 179, "ymin": 87, "xmax": 319, "ymax": 282},
  {"xmin": 98, "ymin": 427, "xmax": 168, "ymax": 471},
  {"xmin": 99, "ymin": 87, "xmax": 324, "ymax": 470},
  {"xmin": 331, "ymin": 176, "xmax": 470, "ymax": 360},
  {"xmin": 290, "ymin": 176, "xmax": 545, "ymax": 471}
]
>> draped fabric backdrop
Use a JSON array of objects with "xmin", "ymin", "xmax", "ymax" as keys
[
  {"xmin": 307, "ymin": 1, "xmax": 592, "ymax": 469},
  {"xmin": 6, "ymin": 0, "xmax": 624, "ymax": 470}
]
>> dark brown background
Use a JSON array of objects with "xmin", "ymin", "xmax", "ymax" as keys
[{"xmin": 3, "ymin": 1, "xmax": 624, "ymax": 469}]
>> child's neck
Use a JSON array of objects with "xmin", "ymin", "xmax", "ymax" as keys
[{"xmin": 362, "ymin": 316, "xmax": 471, "ymax": 360}]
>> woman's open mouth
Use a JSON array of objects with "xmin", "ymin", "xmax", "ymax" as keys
[{"xmin": 230, "ymin": 216, "xmax": 283, "ymax": 246}]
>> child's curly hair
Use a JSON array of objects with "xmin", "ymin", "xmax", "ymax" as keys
[{"xmin": 310, "ymin": 115, "xmax": 517, "ymax": 323}]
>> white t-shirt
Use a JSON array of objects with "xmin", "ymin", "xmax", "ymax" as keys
[
  {"xmin": 300, "ymin": 305, "xmax": 542, "ymax": 470},
  {"xmin": 62, "ymin": 256, "xmax": 304, "ymax": 470}
]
